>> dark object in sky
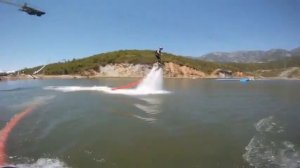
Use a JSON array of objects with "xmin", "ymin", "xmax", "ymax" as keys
[
  {"xmin": 0, "ymin": 0, "xmax": 45, "ymax": 17},
  {"xmin": 19, "ymin": 3, "xmax": 45, "ymax": 16}
]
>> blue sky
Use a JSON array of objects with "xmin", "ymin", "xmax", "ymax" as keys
[{"xmin": 0, "ymin": 0, "xmax": 299, "ymax": 71}]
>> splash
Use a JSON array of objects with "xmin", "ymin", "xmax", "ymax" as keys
[
  {"xmin": 45, "ymin": 65, "xmax": 169, "ymax": 95},
  {"xmin": 11, "ymin": 158, "xmax": 69, "ymax": 168},
  {"xmin": 136, "ymin": 65, "xmax": 163, "ymax": 91}
]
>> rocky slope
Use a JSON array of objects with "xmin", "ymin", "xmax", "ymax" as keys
[
  {"xmin": 278, "ymin": 67, "xmax": 300, "ymax": 78},
  {"xmin": 97, "ymin": 63, "xmax": 207, "ymax": 78},
  {"xmin": 72, "ymin": 63, "xmax": 300, "ymax": 79},
  {"xmin": 163, "ymin": 62, "xmax": 206, "ymax": 78},
  {"xmin": 3, "ymin": 63, "xmax": 300, "ymax": 81}
]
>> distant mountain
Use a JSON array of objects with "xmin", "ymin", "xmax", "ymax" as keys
[
  {"xmin": 291, "ymin": 47, "xmax": 300, "ymax": 56},
  {"xmin": 199, "ymin": 47, "xmax": 300, "ymax": 63}
]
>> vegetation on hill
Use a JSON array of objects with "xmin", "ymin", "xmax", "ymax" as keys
[
  {"xmin": 22, "ymin": 50, "xmax": 231, "ymax": 75},
  {"xmin": 21, "ymin": 50, "xmax": 300, "ymax": 76}
]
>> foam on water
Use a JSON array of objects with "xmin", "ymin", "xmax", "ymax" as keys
[
  {"xmin": 131, "ymin": 90, "xmax": 163, "ymax": 123},
  {"xmin": 255, "ymin": 116, "xmax": 284, "ymax": 133},
  {"xmin": 243, "ymin": 116, "xmax": 300, "ymax": 168},
  {"xmin": 139, "ymin": 97, "xmax": 161, "ymax": 105},
  {"xmin": 44, "ymin": 86, "xmax": 111, "ymax": 92},
  {"xmin": 44, "ymin": 65, "xmax": 169, "ymax": 95},
  {"xmin": 10, "ymin": 158, "xmax": 69, "ymax": 168},
  {"xmin": 132, "ymin": 115, "xmax": 156, "ymax": 122},
  {"xmin": 134, "ymin": 104, "xmax": 159, "ymax": 115}
]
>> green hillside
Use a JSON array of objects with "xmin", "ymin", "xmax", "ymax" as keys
[
  {"xmin": 21, "ymin": 50, "xmax": 300, "ymax": 76},
  {"xmin": 22, "ymin": 50, "xmax": 232, "ymax": 75}
]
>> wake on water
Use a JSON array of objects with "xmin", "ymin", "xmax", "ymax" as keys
[
  {"xmin": 7, "ymin": 158, "xmax": 69, "ymax": 168},
  {"xmin": 0, "ymin": 96, "xmax": 70, "ymax": 168},
  {"xmin": 243, "ymin": 116, "xmax": 300, "ymax": 168},
  {"xmin": 1, "ymin": 66, "xmax": 166, "ymax": 167},
  {"xmin": 44, "ymin": 65, "xmax": 168, "ymax": 124},
  {"xmin": 44, "ymin": 65, "xmax": 169, "ymax": 95}
]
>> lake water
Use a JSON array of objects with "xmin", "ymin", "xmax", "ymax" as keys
[{"xmin": 0, "ymin": 78, "xmax": 299, "ymax": 168}]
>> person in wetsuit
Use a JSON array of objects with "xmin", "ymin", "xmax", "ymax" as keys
[{"xmin": 155, "ymin": 47, "xmax": 163, "ymax": 65}]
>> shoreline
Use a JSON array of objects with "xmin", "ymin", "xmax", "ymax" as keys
[{"xmin": 1, "ymin": 74, "xmax": 299, "ymax": 82}]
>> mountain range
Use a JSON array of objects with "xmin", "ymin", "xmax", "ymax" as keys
[{"xmin": 199, "ymin": 46, "xmax": 300, "ymax": 63}]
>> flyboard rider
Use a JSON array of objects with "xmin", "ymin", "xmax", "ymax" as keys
[{"xmin": 155, "ymin": 47, "xmax": 163, "ymax": 68}]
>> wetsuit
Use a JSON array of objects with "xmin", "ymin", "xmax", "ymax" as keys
[{"xmin": 155, "ymin": 48, "xmax": 163, "ymax": 64}]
